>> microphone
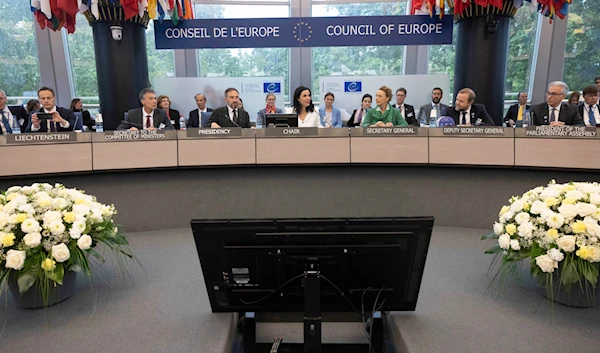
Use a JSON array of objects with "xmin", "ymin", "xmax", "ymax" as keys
[{"xmin": 120, "ymin": 120, "xmax": 144, "ymax": 128}]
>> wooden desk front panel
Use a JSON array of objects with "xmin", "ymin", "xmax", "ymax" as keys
[
  {"xmin": 178, "ymin": 139, "xmax": 256, "ymax": 166},
  {"xmin": 92, "ymin": 141, "xmax": 178, "ymax": 170},
  {"xmin": 256, "ymin": 138, "xmax": 350, "ymax": 164},
  {"xmin": 0, "ymin": 143, "xmax": 93, "ymax": 176},
  {"xmin": 515, "ymin": 139, "xmax": 600, "ymax": 169},
  {"xmin": 429, "ymin": 137, "xmax": 514, "ymax": 166},
  {"xmin": 350, "ymin": 137, "xmax": 428, "ymax": 164}
]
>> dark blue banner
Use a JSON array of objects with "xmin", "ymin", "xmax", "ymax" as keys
[{"xmin": 154, "ymin": 15, "xmax": 453, "ymax": 49}]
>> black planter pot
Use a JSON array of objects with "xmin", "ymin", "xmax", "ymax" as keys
[
  {"xmin": 539, "ymin": 270, "xmax": 600, "ymax": 308},
  {"xmin": 8, "ymin": 271, "xmax": 77, "ymax": 309}
]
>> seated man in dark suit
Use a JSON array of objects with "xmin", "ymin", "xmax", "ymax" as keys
[
  {"xmin": 26, "ymin": 87, "xmax": 76, "ymax": 133},
  {"xmin": 418, "ymin": 87, "xmax": 449, "ymax": 124},
  {"xmin": 187, "ymin": 93, "xmax": 213, "ymax": 128},
  {"xmin": 393, "ymin": 88, "xmax": 417, "ymax": 126},
  {"xmin": 578, "ymin": 85, "xmax": 600, "ymax": 127},
  {"xmin": 117, "ymin": 88, "xmax": 174, "ymax": 130},
  {"xmin": 531, "ymin": 81, "xmax": 583, "ymax": 126},
  {"xmin": 503, "ymin": 91, "xmax": 530, "ymax": 126},
  {"xmin": 0, "ymin": 89, "xmax": 29, "ymax": 134},
  {"xmin": 448, "ymin": 88, "xmax": 495, "ymax": 126},
  {"xmin": 208, "ymin": 88, "xmax": 251, "ymax": 128}
]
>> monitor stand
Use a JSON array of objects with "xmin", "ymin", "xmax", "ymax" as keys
[{"xmin": 235, "ymin": 267, "xmax": 396, "ymax": 353}]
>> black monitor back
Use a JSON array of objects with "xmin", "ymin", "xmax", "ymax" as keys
[
  {"xmin": 265, "ymin": 113, "xmax": 298, "ymax": 127},
  {"xmin": 191, "ymin": 217, "xmax": 433, "ymax": 313}
]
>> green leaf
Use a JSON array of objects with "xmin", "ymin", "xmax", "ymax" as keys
[
  {"xmin": 46, "ymin": 263, "xmax": 64, "ymax": 285},
  {"xmin": 481, "ymin": 232, "xmax": 499, "ymax": 240},
  {"xmin": 560, "ymin": 260, "xmax": 578, "ymax": 286},
  {"xmin": 581, "ymin": 263, "xmax": 599, "ymax": 287},
  {"xmin": 87, "ymin": 248, "xmax": 105, "ymax": 262},
  {"xmin": 485, "ymin": 245, "xmax": 502, "ymax": 254},
  {"xmin": 17, "ymin": 271, "xmax": 37, "ymax": 295}
]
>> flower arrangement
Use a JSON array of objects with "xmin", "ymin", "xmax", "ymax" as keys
[
  {"xmin": 0, "ymin": 183, "xmax": 133, "ymax": 306},
  {"xmin": 483, "ymin": 180, "xmax": 600, "ymax": 295}
]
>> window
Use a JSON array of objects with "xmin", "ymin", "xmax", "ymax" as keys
[
  {"xmin": 428, "ymin": 24, "xmax": 457, "ymax": 105},
  {"xmin": 0, "ymin": 2, "xmax": 41, "ymax": 102},
  {"xmin": 146, "ymin": 21, "xmax": 176, "ymax": 82},
  {"xmin": 312, "ymin": 2, "xmax": 407, "ymax": 101},
  {"xmin": 563, "ymin": 0, "xmax": 600, "ymax": 92},
  {"xmin": 66, "ymin": 14, "xmax": 99, "ymax": 110}
]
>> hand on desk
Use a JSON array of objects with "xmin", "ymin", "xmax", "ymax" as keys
[
  {"xmin": 211, "ymin": 122, "xmax": 221, "ymax": 128},
  {"xmin": 129, "ymin": 127, "xmax": 139, "ymax": 131},
  {"xmin": 372, "ymin": 121, "xmax": 393, "ymax": 127},
  {"xmin": 550, "ymin": 121, "xmax": 565, "ymax": 126}
]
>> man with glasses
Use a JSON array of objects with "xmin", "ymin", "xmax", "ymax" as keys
[
  {"xmin": 0, "ymin": 90, "xmax": 28, "ymax": 135},
  {"xmin": 578, "ymin": 85, "xmax": 600, "ymax": 127},
  {"xmin": 531, "ymin": 81, "xmax": 583, "ymax": 126}
]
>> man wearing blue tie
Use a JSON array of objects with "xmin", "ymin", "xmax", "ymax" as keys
[
  {"xmin": 578, "ymin": 85, "xmax": 600, "ymax": 127},
  {"xmin": 26, "ymin": 87, "xmax": 76, "ymax": 133}
]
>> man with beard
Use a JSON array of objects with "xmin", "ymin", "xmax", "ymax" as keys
[
  {"xmin": 208, "ymin": 88, "xmax": 251, "ymax": 128},
  {"xmin": 418, "ymin": 87, "xmax": 449, "ymax": 125}
]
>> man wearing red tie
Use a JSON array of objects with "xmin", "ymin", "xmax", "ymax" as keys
[
  {"xmin": 117, "ymin": 88, "xmax": 174, "ymax": 131},
  {"xmin": 26, "ymin": 87, "xmax": 76, "ymax": 133}
]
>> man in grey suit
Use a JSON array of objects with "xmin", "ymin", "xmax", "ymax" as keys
[
  {"xmin": 117, "ymin": 88, "xmax": 174, "ymax": 131},
  {"xmin": 418, "ymin": 87, "xmax": 449, "ymax": 124},
  {"xmin": 530, "ymin": 81, "xmax": 583, "ymax": 126}
]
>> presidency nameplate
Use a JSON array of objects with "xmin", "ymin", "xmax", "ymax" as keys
[
  {"xmin": 352, "ymin": 126, "xmax": 420, "ymax": 136},
  {"xmin": 264, "ymin": 127, "xmax": 319, "ymax": 137},
  {"xmin": 442, "ymin": 127, "xmax": 506, "ymax": 136},
  {"xmin": 6, "ymin": 132, "xmax": 79, "ymax": 144},
  {"xmin": 101, "ymin": 130, "xmax": 175, "ymax": 141},
  {"xmin": 520, "ymin": 126, "xmax": 598, "ymax": 138},
  {"xmin": 186, "ymin": 128, "xmax": 242, "ymax": 138}
]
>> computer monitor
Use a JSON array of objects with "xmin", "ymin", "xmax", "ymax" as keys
[
  {"xmin": 191, "ymin": 217, "xmax": 433, "ymax": 313},
  {"xmin": 265, "ymin": 113, "xmax": 298, "ymax": 128}
]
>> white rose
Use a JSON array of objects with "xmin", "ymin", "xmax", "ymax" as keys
[
  {"xmin": 0, "ymin": 212, "xmax": 7, "ymax": 228},
  {"xmin": 558, "ymin": 204, "xmax": 578, "ymax": 220},
  {"xmin": 517, "ymin": 222, "xmax": 535, "ymax": 238},
  {"xmin": 511, "ymin": 199, "xmax": 526, "ymax": 213},
  {"xmin": 21, "ymin": 218, "xmax": 41, "ymax": 234},
  {"xmin": 77, "ymin": 234, "xmax": 92, "ymax": 250},
  {"xmin": 23, "ymin": 232, "xmax": 42, "ymax": 248},
  {"xmin": 4, "ymin": 249, "xmax": 26, "ymax": 270},
  {"xmin": 20, "ymin": 186, "xmax": 34, "ymax": 195},
  {"xmin": 51, "ymin": 197, "xmax": 69, "ymax": 210},
  {"xmin": 515, "ymin": 212, "xmax": 531, "ymax": 225},
  {"xmin": 493, "ymin": 222, "xmax": 504, "ymax": 236},
  {"xmin": 89, "ymin": 209, "xmax": 102, "ymax": 223},
  {"xmin": 540, "ymin": 188, "xmax": 560, "ymax": 200},
  {"xmin": 535, "ymin": 254, "xmax": 558, "ymax": 273},
  {"xmin": 574, "ymin": 183, "xmax": 600, "ymax": 194},
  {"xmin": 583, "ymin": 216, "xmax": 599, "ymax": 235},
  {"xmin": 556, "ymin": 236, "xmax": 576, "ymax": 252},
  {"xmin": 51, "ymin": 243, "xmax": 70, "ymax": 262},
  {"xmin": 72, "ymin": 204, "xmax": 90, "ymax": 216},
  {"xmin": 590, "ymin": 193, "xmax": 600, "ymax": 206},
  {"xmin": 589, "ymin": 246, "xmax": 600, "ymax": 262},
  {"xmin": 48, "ymin": 221, "xmax": 66, "ymax": 236},
  {"xmin": 530, "ymin": 200, "xmax": 548, "ymax": 215},
  {"xmin": 16, "ymin": 204, "xmax": 34, "ymax": 215},
  {"xmin": 548, "ymin": 248, "xmax": 565, "ymax": 262},
  {"xmin": 42, "ymin": 210, "xmax": 62, "ymax": 225},
  {"xmin": 546, "ymin": 212, "xmax": 565, "ymax": 228},
  {"xmin": 498, "ymin": 234, "xmax": 510, "ymax": 250},
  {"xmin": 6, "ymin": 186, "xmax": 22, "ymax": 194},
  {"xmin": 576, "ymin": 203, "xmax": 597, "ymax": 217},
  {"xmin": 501, "ymin": 211, "xmax": 515, "ymax": 223},
  {"xmin": 565, "ymin": 190, "xmax": 585, "ymax": 201},
  {"xmin": 69, "ymin": 220, "xmax": 86, "ymax": 239},
  {"xmin": 35, "ymin": 195, "xmax": 53, "ymax": 208},
  {"xmin": 8, "ymin": 214, "xmax": 19, "ymax": 224},
  {"xmin": 510, "ymin": 239, "xmax": 521, "ymax": 251}
]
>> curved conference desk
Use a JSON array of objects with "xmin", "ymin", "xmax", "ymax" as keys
[{"xmin": 1, "ymin": 126, "xmax": 598, "ymax": 232}]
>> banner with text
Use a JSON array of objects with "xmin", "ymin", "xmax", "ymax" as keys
[{"xmin": 154, "ymin": 15, "xmax": 453, "ymax": 49}]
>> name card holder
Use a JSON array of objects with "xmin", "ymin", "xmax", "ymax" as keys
[
  {"xmin": 516, "ymin": 126, "xmax": 599, "ymax": 139},
  {"xmin": 4, "ymin": 132, "xmax": 88, "ymax": 145}
]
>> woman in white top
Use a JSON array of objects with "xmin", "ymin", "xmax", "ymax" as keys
[{"xmin": 286, "ymin": 86, "xmax": 322, "ymax": 127}]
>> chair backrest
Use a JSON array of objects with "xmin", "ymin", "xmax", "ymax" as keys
[
  {"xmin": 124, "ymin": 112, "xmax": 129, "ymax": 120},
  {"xmin": 200, "ymin": 112, "xmax": 212, "ymax": 128},
  {"xmin": 73, "ymin": 112, "xmax": 84, "ymax": 131}
]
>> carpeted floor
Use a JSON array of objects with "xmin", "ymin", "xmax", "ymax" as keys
[{"xmin": 1, "ymin": 227, "xmax": 598, "ymax": 353}]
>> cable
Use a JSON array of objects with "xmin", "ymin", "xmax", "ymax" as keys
[
  {"xmin": 369, "ymin": 287, "xmax": 386, "ymax": 353},
  {"xmin": 239, "ymin": 273, "xmax": 305, "ymax": 305}
]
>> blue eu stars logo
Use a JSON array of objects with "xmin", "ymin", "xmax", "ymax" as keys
[
  {"xmin": 344, "ymin": 81, "xmax": 362, "ymax": 93},
  {"xmin": 263, "ymin": 82, "xmax": 281, "ymax": 93},
  {"xmin": 293, "ymin": 22, "xmax": 312, "ymax": 43}
]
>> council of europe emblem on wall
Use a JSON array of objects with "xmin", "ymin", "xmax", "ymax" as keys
[
  {"xmin": 344, "ymin": 81, "xmax": 362, "ymax": 93},
  {"xmin": 263, "ymin": 82, "xmax": 281, "ymax": 93}
]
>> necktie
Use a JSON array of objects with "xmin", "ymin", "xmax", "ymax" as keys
[
  {"xmin": 233, "ymin": 109, "xmax": 238, "ymax": 124},
  {"xmin": 550, "ymin": 109, "xmax": 557, "ymax": 123},
  {"xmin": 461, "ymin": 111, "xmax": 467, "ymax": 125},
  {"xmin": 434, "ymin": 105, "xmax": 440, "ymax": 117},
  {"xmin": 146, "ymin": 115, "xmax": 152, "ymax": 128},
  {"xmin": 517, "ymin": 105, "xmax": 524, "ymax": 121},
  {"xmin": 1, "ymin": 111, "xmax": 12, "ymax": 134},
  {"xmin": 50, "ymin": 119, "xmax": 56, "ymax": 132},
  {"xmin": 589, "ymin": 106, "xmax": 597, "ymax": 126}
]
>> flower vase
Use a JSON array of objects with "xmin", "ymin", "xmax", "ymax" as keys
[
  {"xmin": 8, "ymin": 271, "xmax": 77, "ymax": 309},
  {"xmin": 539, "ymin": 270, "xmax": 600, "ymax": 308}
]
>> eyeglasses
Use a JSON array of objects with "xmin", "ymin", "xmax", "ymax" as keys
[{"xmin": 546, "ymin": 92, "xmax": 564, "ymax": 97}]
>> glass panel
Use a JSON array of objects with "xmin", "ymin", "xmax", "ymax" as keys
[
  {"xmin": 146, "ymin": 21, "xmax": 176, "ymax": 81},
  {"xmin": 428, "ymin": 24, "xmax": 457, "ymax": 106},
  {"xmin": 311, "ymin": 2, "xmax": 407, "ymax": 102},
  {"xmin": 563, "ymin": 0, "xmax": 600, "ymax": 93},
  {"xmin": 66, "ymin": 14, "xmax": 99, "ymax": 111},
  {"xmin": 0, "ymin": 2, "xmax": 41, "ymax": 103}
]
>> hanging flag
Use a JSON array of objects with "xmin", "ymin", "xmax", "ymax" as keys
[
  {"xmin": 91, "ymin": 0, "xmax": 99, "ymax": 19},
  {"xmin": 77, "ymin": 0, "xmax": 89, "ymax": 12},
  {"xmin": 183, "ymin": 0, "xmax": 194, "ymax": 19},
  {"xmin": 454, "ymin": 0, "xmax": 470, "ymax": 14},
  {"xmin": 40, "ymin": 0, "xmax": 52, "ymax": 19},
  {"xmin": 473, "ymin": 0, "xmax": 487, "ymax": 7},
  {"xmin": 58, "ymin": 0, "xmax": 78, "ymax": 16},
  {"xmin": 157, "ymin": 0, "xmax": 170, "ymax": 21},
  {"xmin": 148, "ymin": 0, "xmax": 157, "ymax": 18},
  {"xmin": 121, "ymin": 0, "xmax": 139, "ymax": 20},
  {"xmin": 139, "ymin": 0, "xmax": 149, "ymax": 17},
  {"xmin": 171, "ymin": 0, "xmax": 181, "ymax": 25}
]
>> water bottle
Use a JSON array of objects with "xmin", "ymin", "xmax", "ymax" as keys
[
  {"xmin": 523, "ymin": 110, "xmax": 531, "ymax": 127},
  {"xmin": 419, "ymin": 109, "xmax": 427, "ymax": 127},
  {"xmin": 179, "ymin": 116, "xmax": 186, "ymax": 131},
  {"xmin": 95, "ymin": 113, "xmax": 104, "ymax": 132},
  {"xmin": 12, "ymin": 121, "xmax": 21, "ymax": 134},
  {"xmin": 429, "ymin": 114, "xmax": 437, "ymax": 128}
]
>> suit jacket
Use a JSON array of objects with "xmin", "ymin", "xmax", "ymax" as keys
[
  {"xmin": 530, "ymin": 103, "xmax": 584, "ymax": 126},
  {"xmin": 73, "ymin": 109, "xmax": 95, "ymax": 131},
  {"xmin": 0, "ymin": 105, "xmax": 29, "ymax": 134},
  {"xmin": 25, "ymin": 107, "xmax": 76, "ymax": 132},
  {"xmin": 208, "ymin": 106, "xmax": 251, "ymax": 128},
  {"xmin": 418, "ymin": 102, "xmax": 450, "ymax": 121},
  {"xmin": 318, "ymin": 107, "xmax": 342, "ymax": 127},
  {"xmin": 578, "ymin": 102, "xmax": 600, "ymax": 126},
  {"xmin": 447, "ymin": 104, "xmax": 495, "ymax": 126},
  {"xmin": 187, "ymin": 108, "xmax": 214, "ymax": 128},
  {"xmin": 257, "ymin": 107, "xmax": 283, "ymax": 126},
  {"xmin": 503, "ymin": 104, "xmax": 531, "ymax": 123},
  {"xmin": 393, "ymin": 104, "xmax": 417, "ymax": 126},
  {"xmin": 162, "ymin": 108, "xmax": 181, "ymax": 130},
  {"xmin": 117, "ymin": 108, "xmax": 174, "ymax": 130}
]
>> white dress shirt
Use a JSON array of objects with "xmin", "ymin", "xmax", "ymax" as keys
[
  {"xmin": 285, "ymin": 107, "xmax": 322, "ymax": 127},
  {"xmin": 395, "ymin": 104, "xmax": 405, "ymax": 118},
  {"xmin": 198, "ymin": 107, "xmax": 208, "ymax": 114},
  {"xmin": 583, "ymin": 103, "xmax": 599, "ymax": 126},
  {"xmin": 547, "ymin": 103, "xmax": 562, "ymax": 122},
  {"xmin": 227, "ymin": 105, "xmax": 238, "ymax": 122},
  {"xmin": 430, "ymin": 103, "xmax": 441, "ymax": 118},
  {"xmin": 0, "ymin": 107, "xmax": 17, "ymax": 134},
  {"xmin": 142, "ymin": 108, "xmax": 154, "ymax": 129},
  {"xmin": 31, "ymin": 106, "xmax": 70, "ymax": 132}
]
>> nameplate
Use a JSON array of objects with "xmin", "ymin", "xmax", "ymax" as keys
[
  {"xmin": 365, "ymin": 127, "xmax": 418, "ymax": 135},
  {"xmin": 264, "ymin": 127, "xmax": 318, "ymax": 137},
  {"xmin": 186, "ymin": 128, "xmax": 242, "ymax": 138},
  {"xmin": 443, "ymin": 127, "xmax": 506, "ymax": 136},
  {"xmin": 524, "ymin": 126, "xmax": 597, "ymax": 138},
  {"xmin": 103, "ymin": 130, "xmax": 169, "ymax": 141},
  {"xmin": 7, "ymin": 132, "xmax": 78, "ymax": 144}
]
